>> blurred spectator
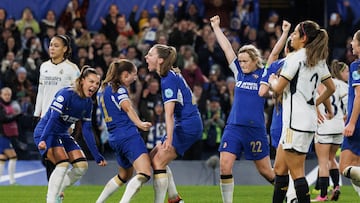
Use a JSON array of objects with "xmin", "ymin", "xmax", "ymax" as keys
[
  {"xmin": 129, "ymin": 5, "xmax": 150, "ymax": 37},
  {"xmin": 328, "ymin": 1, "xmax": 354, "ymax": 62},
  {"xmin": 197, "ymin": 32, "xmax": 228, "ymax": 77},
  {"xmin": 138, "ymin": 78, "xmax": 162, "ymax": 123},
  {"xmin": 126, "ymin": 45, "xmax": 142, "ymax": 67},
  {"xmin": 0, "ymin": 8, "xmax": 7, "ymax": 32},
  {"xmin": 1, "ymin": 51, "xmax": 16, "ymax": 83},
  {"xmin": 75, "ymin": 46, "xmax": 93, "ymax": 68},
  {"xmin": 40, "ymin": 25, "xmax": 56, "ymax": 59},
  {"xmin": 115, "ymin": 15, "xmax": 135, "ymax": 43},
  {"xmin": 9, "ymin": 67, "xmax": 35, "ymax": 104},
  {"xmin": 23, "ymin": 49, "xmax": 42, "ymax": 86},
  {"xmin": 201, "ymin": 96, "xmax": 225, "ymax": 159},
  {"xmin": 99, "ymin": 4, "xmax": 121, "ymax": 43},
  {"xmin": 4, "ymin": 16, "xmax": 21, "ymax": 46},
  {"xmin": 220, "ymin": 76, "xmax": 235, "ymax": 119},
  {"xmin": 15, "ymin": 7, "xmax": 40, "ymax": 35},
  {"xmin": 168, "ymin": 19, "xmax": 195, "ymax": 51},
  {"xmin": 203, "ymin": 0, "xmax": 234, "ymax": 28},
  {"xmin": 3, "ymin": 60, "xmax": 21, "ymax": 88},
  {"xmin": 58, "ymin": 0, "xmax": 89, "ymax": 30},
  {"xmin": 161, "ymin": 2, "xmax": 176, "ymax": 33},
  {"xmin": 69, "ymin": 18, "xmax": 91, "ymax": 48},
  {"xmin": 39, "ymin": 10, "xmax": 57, "ymax": 37},
  {"xmin": 146, "ymin": 100, "xmax": 165, "ymax": 151},
  {"xmin": 177, "ymin": 44, "xmax": 198, "ymax": 69},
  {"xmin": 177, "ymin": 0, "xmax": 204, "ymax": 28},
  {"xmin": 257, "ymin": 10, "xmax": 279, "ymax": 51},
  {"xmin": 93, "ymin": 42, "xmax": 114, "ymax": 74}
]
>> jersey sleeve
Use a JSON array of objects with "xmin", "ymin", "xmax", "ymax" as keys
[
  {"xmin": 161, "ymin": 74, "xmax": 178, "ymax": 104},
  {"xmin": 280, "ymin": 54, "xmax": 300, "ymax": 81},
  {"xmin": 229, "ymin": 59, "xmax": 241, "ymax": 80},
  {"xmin": 115, "ymin": 87, "xmax": 130, "ymax": 106},
  {"xmin": 34, "ymin": 64, "xmax": 45, "ymax": 117},
  {"xmin": 49, "ymin": 88, "xmax": 70, "ymax": 114},
  {"xmin": 318, "ymin": 61, "xmax": 331, "ymax": 82}
]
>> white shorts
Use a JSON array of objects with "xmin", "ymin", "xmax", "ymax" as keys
[
  {"xmin": 279, "ymin": 127, "xmax": 314, "ymax": 153},
  {"xmin": 314, "ymin": 133, "xmax": 343, "ymax": 145}
]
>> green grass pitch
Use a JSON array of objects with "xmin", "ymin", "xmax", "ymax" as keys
[{"xmin": 0, "ymin": 185, "xmax": 359, "ymax": 202}]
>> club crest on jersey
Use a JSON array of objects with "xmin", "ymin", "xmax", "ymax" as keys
[
  {"xmin": 56, "ymin": 95, "xmax": 64, "ymax": 103},
  {"xmin": 352, "ymin": 70, "xmax": 360, "ymax": 80},
  {"xmin": 117, "ymin": 87, "xmax": 126, "ymax": 94},
  {"xmin": 252, "ymin": 74, "xmax": 259, "ymax": 79},
  {"xmin": 59, "ymin": 69, "xmax": 63, "ymax": 74},
  {"xmin": 164, "ymin": 88, "xmax": 173, "ymax": 98}
]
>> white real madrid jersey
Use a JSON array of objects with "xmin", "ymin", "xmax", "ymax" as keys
[
  {"xmin": 317, "ymin": 78, "xmax": 348, "ymax": 135},
  {"xmin": 280, "ymin": 48, "xmax": 331, "ymax": 132},
  {"xmin": 34, "ymin": 59, "xmax": 80, "ymax": 117}
]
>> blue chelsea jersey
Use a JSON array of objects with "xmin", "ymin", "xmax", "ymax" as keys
[
  {"xmin": 161, "ymin": 70, "xmax": 199, "ymax": 122},
  {"xmin": 97, "ymin": 85, "xmax": 138, "ymax": 139},
  {"xmin": 261, "ymin": 59, "xmax": 285, "ymax": 130},
  {"xmin": 227, "ymin": 59, "xmax": 265, "ymax": 127},
  {"xmin": 347, "ymin": 59, "xmax": 360, "ymax": 128},
  {"xmin": 38, "ymin": 87, "xmax": 92, "ymax": 135}
]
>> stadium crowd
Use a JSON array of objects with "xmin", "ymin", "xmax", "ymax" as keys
[{"xmin": 0, "ymin": 0, "xmax": 359, "ymax": 163}]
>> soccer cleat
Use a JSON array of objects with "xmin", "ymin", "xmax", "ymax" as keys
[
  {"xmin": 168, "ymin": 195, "xmax": 184, "ymax": 203},
  {"xmin": 311, "ymin": 195, "xmax": 328, "ymax": 202},
  {"xmin": 330, "ymin": 186, "xmax": 340, "ymax": 201}
]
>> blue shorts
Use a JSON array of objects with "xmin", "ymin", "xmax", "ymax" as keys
[
  {"xmin": 162, "ymin": 115, "xmax": 203, "ymax": 156},
  {"xmin": 270, "ymin": 128, "xmax": 282, "ymax": 148},
  {"xmin": 109, "ymin": 132, "xmax": 148, "ymax": 169},
  {"xmin": 218, "ymin": 124, "xmax": 269, "ymax": 160},
  {"xmin": 0, "ymin": 135, "xmax": 13, "ymax": 154},
  {"xmin": 34, "ymin": 130, "xmax": 81, "ymax": 157},
  {"xmin": 342, "ymin": 128, "xmax": 360, "ymax": 155}
]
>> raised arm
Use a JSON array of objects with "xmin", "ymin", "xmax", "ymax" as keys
[
  {"xmin": 210, "ymin": 15, "xmax": 236, "ymax": 64},
  {"xmin": 267, "ymin": 20, "xmax": 291, "ymax": 66}
]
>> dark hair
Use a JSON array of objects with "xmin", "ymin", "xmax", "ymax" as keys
[
  {"xmin": 101, "ymin": 59, "xmax": 137, "ymax": 92},
  {"xmin": 152, "ymin": 44, "xmax": 177, "ymax": 77},
  {"xmin": 53, "ymin": 34, "xmax": 72, "ymax": 59},
  {"xmin": 75, "ymin": 65, "xmax": 99, "ymax": 98},
  {"xmin": 298, "ymin": 20, "xmax": 328, "ymax": 67}
]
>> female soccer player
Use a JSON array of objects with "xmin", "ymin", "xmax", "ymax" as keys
[
  {"xmin": 339, "ymin": 30, "xmax": 360, "ymax": 196},
  {"xmin": 95, "ymin": 60, "xmax": 152, "ymax": 203},
  {"xmin": 34, "ymin": 66, "xmax": 106, "ymax": 203},
  {"xmin": 269, "ymin": 20, "xmax": 335, "ymax": 203},
  {"xmin": 145, "ymin": 44, "xmax": 203, "ymax": 203},
  {"xmin": 312, "ymin": 60, "xmax": 348, "ymax": 201},
  {"xmin": 33, "ymin": 34, "xmax": 80, "ymax": 181},
  {"xmin": 210, "ymin": 15, "xmax": 275, "ymax": 203}
]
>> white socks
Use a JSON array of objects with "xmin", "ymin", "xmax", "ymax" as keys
[
  {"xmin": 96, "ymin": 175, "xmax": 124, "ymax": 203},
  {"xmin": 166, "ymin": 166, "xmax": 179, "ymax": 200},
  {"xmin": 8, "ymin": 158, "xmax": 16, "ymax": 184},
  {"xmin": 59, "ymin": 161, "xmax": 88, "ymax": 193},
  {"xmin": 220, "ymin": 177, "xmax": 234, "ymax": 203},
  {"xmin": 153, "ymin": 171, "xmax": 169, "ymax": 203},
  {"xmin": 119, "ymin": 174, "xmax": 149, "ymax": 203},
  {"xmin": 47, "ymin": 162, "xmax": 69, "ymax": 203}
]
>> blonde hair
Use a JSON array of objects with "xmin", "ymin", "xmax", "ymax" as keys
[{"xmin": 238, "ymin": 44, "xmax": 263, "ymax": 68}]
